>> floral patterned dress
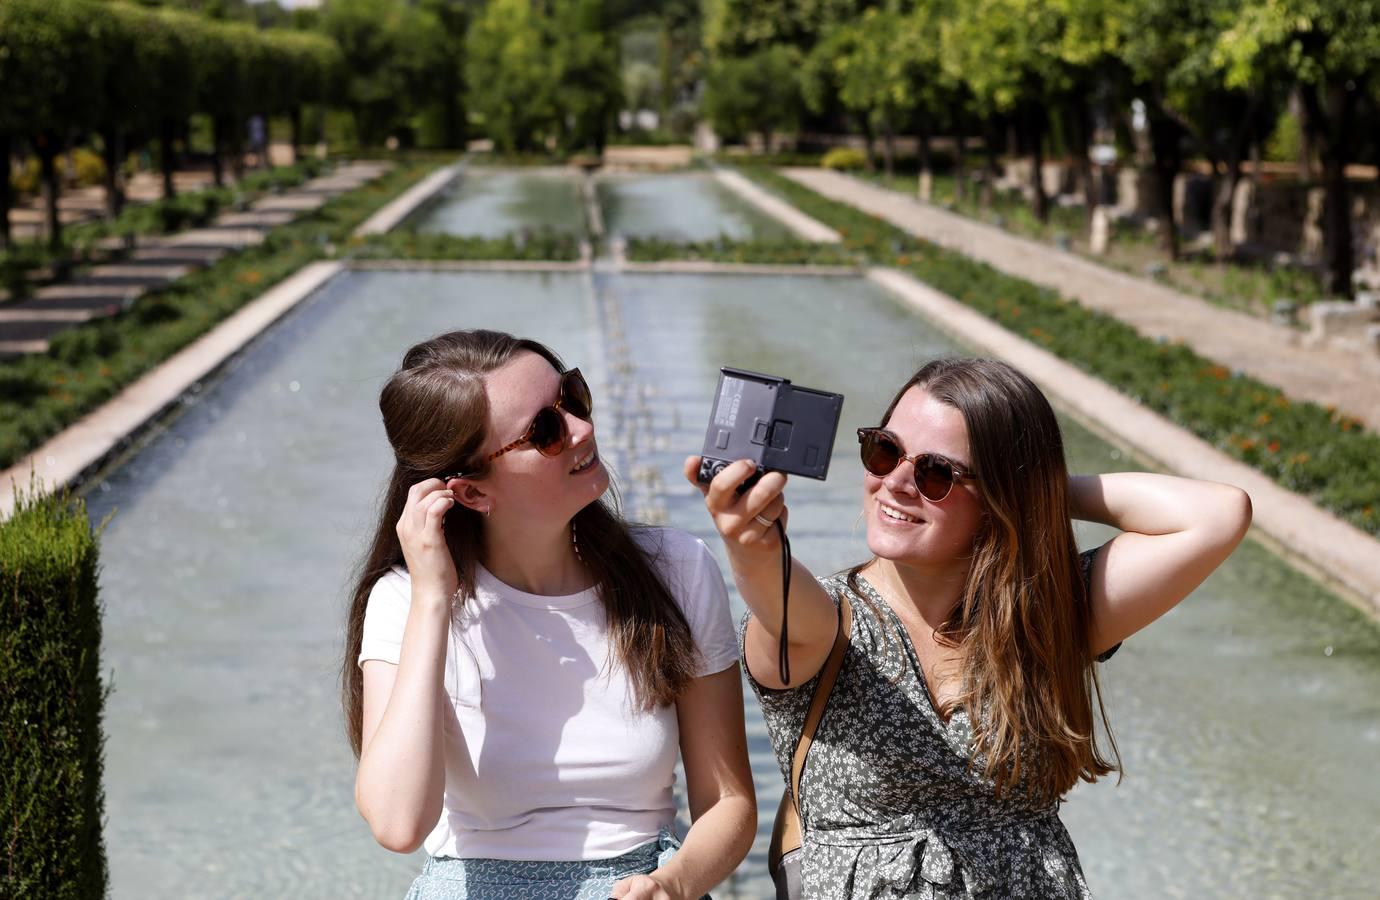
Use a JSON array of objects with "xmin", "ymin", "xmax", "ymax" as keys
[{"xmin": 743, "ymin": 548, "xmax": 1115, "ymax": 899}]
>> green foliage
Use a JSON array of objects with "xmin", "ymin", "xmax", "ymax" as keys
[
  {"xmin": 821, "ymin": 147, "xmax": 868, "ymax": 171},
  {"xmin": 346, "ymin": 229, "xmax": 582, "ymax": 262},
  {"xmin": 738, "ymin": 165, "xmax": 1380, "ymax": 536},
  {"xmin": 703, "ymin": 45, "xmax": 802, "ymax": 145},
  {"xmin": 70, "ymin": 150, "xmax": 106, "ymax": 188},
  {"xmin": 802, "ymin": 8, "xmax": 935, "ymax": 135},
  {"xmin": 464, "ymin": 0, "xmax": 553, "ymax": 153},
  {"xmin": 321, "ymin": 0, "xmax": 461, "ymax": 148},
  {"xmin": 0, "ymin": 0, "xmax": 108, "ymax": 135},
  {"xmin": 1264, "ymin": 108, "xmax": 1302, "ymax": 163},
  {"xmin": 1214, "ymin": 0, "xmax": 1380, "ymax": 90},
  {"xmin": 624, "ymin": 235, "xmax": 858, "ymax": 266},
  {"xmin": 547, "ymin": 0, "xmax": 624, "ymax": 153},
  {"xmin": 0, "ymin": 484, "xmax": 108, "ymax": 898},
  {"xmin": 702, "ymin": 0, "xmax": 869, "ymax": 56}
]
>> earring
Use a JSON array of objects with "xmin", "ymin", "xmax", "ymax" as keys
[
  {"xmin": 482, "ymin": 506, "xmax": 491, "ymax": 518},
  {"xmin": 571, "ymin": 520, "xmax": 584, "ymax": 564}
]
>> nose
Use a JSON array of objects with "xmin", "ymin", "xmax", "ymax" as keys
[
  {"xmin": 881, "ymin": 458, "xmax": 918, "ymax": 498},
  {"xmin": 565, "ymin": 409, "xmax": 594, "ymax": 448}
]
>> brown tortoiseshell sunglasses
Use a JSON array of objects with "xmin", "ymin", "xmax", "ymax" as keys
[
  {"xmin": 444, "ymin": 368, "xmax": 592, "ymax": 480},
  {"xmin": 857, "ymin": 427, "xmax": 977, "ymax": 502}
]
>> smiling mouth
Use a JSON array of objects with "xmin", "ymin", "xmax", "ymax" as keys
[
  {"xmin": 878, "ymin": 502, "xmax": 922, "ymax": 524},
  {"xmin": 570, "ymin": 449, "xmax": 598, "ymax": 474}
]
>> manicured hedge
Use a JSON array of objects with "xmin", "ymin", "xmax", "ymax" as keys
[
  {"xmin": 0, "ymin": 161, "xmax": 442, "ymax": 471},
  {"xmin": 0, "ymin": 484, "xmax": 107, "ymax": 898},
  {"xmin": 733, "ymin": 165, "xmax": 1380, "ymax": 537},
  {"xmin": 346, "ymin": 228, "xmax": 582, "ymax": 262},
  {"xmin": 624, "ymin": 235, "xmax": 857, "ymax": 266}
]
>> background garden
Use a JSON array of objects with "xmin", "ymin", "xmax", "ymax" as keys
[{"xmin": 3, "ymin": 1, "xmax": 1379, "ymax": 896}]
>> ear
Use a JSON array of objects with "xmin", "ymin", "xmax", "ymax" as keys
[{"xmin": 446, "ymin": 477, "xmax": 491, "ymax": 515}]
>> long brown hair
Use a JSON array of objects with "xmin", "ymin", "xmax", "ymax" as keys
[
  {"xmin": 342, "ymin": 330, "xmax": 697, "ymax": 757},
  {"xmin": 849, "ymin": 357, "xmax": 1119, "ymax": 806}
]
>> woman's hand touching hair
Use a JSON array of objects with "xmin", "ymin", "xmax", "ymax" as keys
[{"xmin": 395, "ymin": 477, "xmax": 460, "ymax": 606}]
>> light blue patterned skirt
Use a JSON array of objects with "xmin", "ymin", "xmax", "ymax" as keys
[{"xmin": 404, "ymin": 829, "xmax": 707, "ymax": 900}]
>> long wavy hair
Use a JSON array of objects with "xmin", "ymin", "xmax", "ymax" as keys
[
  {"xmin": 342, "ymin": 329, "xmax": 697, "ymax": 757},
  {"xmin": 848, "ymin": 357, "xmax": 1119, "ymax": 806}
]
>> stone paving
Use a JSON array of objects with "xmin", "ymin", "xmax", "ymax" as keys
[
  {"xmin": 784, "ymin": 167, "xmax": 1380, "ymax": 433},
  {"xmin": 0, "ymin": 161, "xmax": 391, "ymax": 357}
]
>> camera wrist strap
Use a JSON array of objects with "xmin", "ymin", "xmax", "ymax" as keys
[{"xmin": 776, "ymin": 519, "xmax": 791, "ymax": 686}]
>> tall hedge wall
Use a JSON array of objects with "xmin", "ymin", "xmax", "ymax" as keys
[{"xmin": 0, "ymin": 485, "xmax": 107, "ymax": 898}]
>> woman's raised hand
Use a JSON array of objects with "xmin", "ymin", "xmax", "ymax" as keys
[
  {"xmin": 682, "ymin": 457, "xmax": 789, "ymax": 558},
  {"xmin": 395, "ymin": 478, "xmax": 460, "ymax": 604}
]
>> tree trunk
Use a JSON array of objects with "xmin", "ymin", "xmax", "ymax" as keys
[
  {"xmin": 159, "ymin": 119, "xmax": 177, "ymax": 199},
  {"xmin": 953, "ymin": 108, "xmax": 967, "ymax": 202},
  {"xmin": 1027, "ymin": 107, "xmax": 1049, "ymax": 224},
  {"xmin": 289, "ymin": 107, "xmax": 303, "ymax": 165},
  {"xmin": 1147, "ymin": 108, "xmax": 1181, "ymax": 261},
  {"xmin": 916, "ymin": 122, "xmax": 933, "ymax": 201},
  {"xmin": 982, "ymin": 118, "xmax": 1001, "ymax": 207},
  {"xmin": 1069, "ymin": 101, "xmax": 1096, "ymax": 218},
  {"xmin": 37, "ymin": 134, "xmax": 63, "ymax": 251},
  {"xmin": 1211, "ymin": 158, "xmax": 1241, "ymax": 261},
  {"xmin": 881, "ymin": 115, "xmax": 896, "ymax": 178},
  {"xmin": 230, "ymin": 117, "xmax": 246, "ymax": 182},
  {"xmin": 0, "ymin": 132, "xmax": 13, "ymax": 250},
  {"xmin": 211, "ymin": 116, "xmax": 227, "ymax": 188},
  {"xmin": 1303, "ymin": 80, "xmax": 1357, "ymax": 298},
  {"xmin": 101, "ymin": 126, "xmax": 127, "ymax": 220},
  {"xmin": 861, "ymin": 118, "xmax": 877, "ymax": 173},
  {"xmin": 1247, "ymin": 137, "xmax": 1264, "ymax": 241}
]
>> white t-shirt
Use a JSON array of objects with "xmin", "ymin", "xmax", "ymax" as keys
[{"xmin": 358, "ymin": 526, "xmax": 737, "ymax": 861}]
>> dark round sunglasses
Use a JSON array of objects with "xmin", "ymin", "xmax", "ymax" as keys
[
  {"xmin": 446, "ymin": 369, "xmax": 592, "ymax": 479},
  {"xmin": 857, "ymin": 427, "xmax": 977, "ymax": 502}
]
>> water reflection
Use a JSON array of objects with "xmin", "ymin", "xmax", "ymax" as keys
[
  {"xmin": 412, "ymin": 168, "xmax": 586, "ymax": 238},
  {"xmin": 598, "ymin": 173, "xmax": 792, "ymax": 242}
]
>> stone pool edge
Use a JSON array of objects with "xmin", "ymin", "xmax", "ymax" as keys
[
  {"xmin": 353, "ymin": 163, "xmax": 463, "ymax": 235},
  {"xmin": 869, "ymin": 266, "xmax": 1380, "ymax": 617},
  {"xmin": 711, "ymin": 167, "xmax": 843, "ymax": 243}
]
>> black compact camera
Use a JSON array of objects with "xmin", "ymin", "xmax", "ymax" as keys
[{"xmin": 696, "ymin": 368, "xmax": 845, "ymax": 489}]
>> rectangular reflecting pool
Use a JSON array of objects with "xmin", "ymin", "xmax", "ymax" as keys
[
  {"xmin": 596, "ymin": 172, "xmax": 793, "ymax": 241},
  {"xmin": 85, "ymin": 268, "xmax": 1380, "ymax": 898},
  {"xmin": 411, "ymin": 168, "xmax": 587, "ymax": 237}
]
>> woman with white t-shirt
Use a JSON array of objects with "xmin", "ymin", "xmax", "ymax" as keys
[{"xmin": 342, "ymin": 330, "xmax": 755, "ymax": 900}]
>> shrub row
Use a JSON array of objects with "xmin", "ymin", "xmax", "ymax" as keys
[
  {"xmin": 346, "ymin": 229, "xmax": 582, "ymax": 263},
  {"xmin": 0, "ymin": 484, "xmax": 107, "ymax": 898},
  {"xmin": 0, "ymin": 160, "xmax": 442, "ymax": 471},
  {"xmin": 624, "ymin": 235, "xmax": 858, "ymax": 266},
  {"xmin": 730, "ymin": 165, "xmax": 1380, "ymax": 537}
]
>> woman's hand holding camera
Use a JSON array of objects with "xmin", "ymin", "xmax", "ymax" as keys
[
  {"xmin": 395, "ymin": 478, "xmax": 460, "ymax": 607},
  {"xmin": 683, "ymin": 457, "xmax": 789, "ymax": 559}
]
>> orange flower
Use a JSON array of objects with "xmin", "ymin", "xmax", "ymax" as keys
[
  {"xmin": 1256, "ymin": 413, "xmax": 1272, "ymax": 425},
  {"xmin": 1267, "ymin": 441, "xmax": 1280, "ymax": 453}
]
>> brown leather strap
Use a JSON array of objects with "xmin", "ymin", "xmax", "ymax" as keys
[{"xmin": 789, "ymin": 594, "xmax": 853, "ymax": 812}]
